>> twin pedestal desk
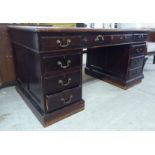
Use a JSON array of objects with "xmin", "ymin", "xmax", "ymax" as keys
[{"xmin": 8, "ymin": 26, "xmax": 149, "ymax": 127}]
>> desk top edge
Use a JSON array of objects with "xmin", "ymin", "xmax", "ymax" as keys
[{"xmin": 8, "ymin": 25, "xmax": 149, "ymax": 33}]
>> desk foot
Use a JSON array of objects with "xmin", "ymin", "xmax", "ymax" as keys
[
  {"xmin": 85, "ymin": 67, "xmax": 143, "ymax": 90},
  {"xmin": 16, "ymin": 86, "xmax": 85, "ymax": 127}
]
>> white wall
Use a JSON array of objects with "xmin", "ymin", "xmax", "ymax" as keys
[
  {"xmin": 118, "ymin": 23, "xmax": 155, "ymax": 29},
  {"xmin": 85, "ymin": 23, "xmax": 155, "ymax": 29},
  {"xmin": 85, "ymin": 23, "xmax": 115, "ymax": 28}
]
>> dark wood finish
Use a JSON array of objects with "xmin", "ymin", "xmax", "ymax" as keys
[
  {"xmin": 129, "ymin": 56, "xmax": 144, "ymax": 69},
  {"xmin": 8, "ymin": 25, "xmax": 148, "ymax": 127},
  {"xmin": 40, "ymin": 35, "xmax": 81, "ymax": 51},
  {"xmin": 43, "ymin": 70, "xmax": 81, "ymax": 95},
  {"xmin": 9, "ymin": 26, "xmax": 85, "ymax": 127},
  {"xmin": 16, "ymin": 86, "xmax": 84, "ymax": 127},
  {"xmin": 42, "ymin": 51, "xmax": 82, "ymax": 76},
  {"xmin": 82, "ymin": 34, "xmax": 111, "ymax": 47},
  {"xmin": 127, "ymin": 67, "xmax": 143, "ymax": 80},
  {"xmin": 0, "ymin": 24, "xmax": 16, "ymax": 87},
  {"xmin": 111, "ymin": 34, "xmax": 133, "ymax": 44},
  {"xmin": 46, "ymin": 86, "xmax": 82, "ymax": 112},
  {"xmin": 85, "ymin": 41, "xmax": 146, "ymax": 88},
  {"xmin": 133, "ymin": 33, "xmax": 148, "ymax": 42},
  {"xmin": 130, "ymin": 44, "xmax": 146, "ymax": 56}
]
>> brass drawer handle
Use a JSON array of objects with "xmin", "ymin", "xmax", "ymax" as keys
[
  {"xmin": 138, "ymin": 34, "xmax": 144, "ymax": 39},
  {"xmin": 57, "ymin": 60, "xmax": 71, "ymax": 69},
  {"xmin": 95, "ymin": 35, "xmax": 104, "ymax": 42},
  {"xmin": 136, "ymin": 48, "xmax": 143, "ymax": 53},
  {"xmin": 56, "ymin": 39, "xmax": 71, "ymax": 48},
  {"xmin": 61, "ymin": 95, "xmax": 73, "ymax": 105},
  {"xmin": 58, "ymin": 77, "xmax": 71, "ymax": 86}
]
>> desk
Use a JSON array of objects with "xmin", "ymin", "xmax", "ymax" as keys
[{"xmin": 8, "ymin": 26, "xmax": 148, "ymax": 127}]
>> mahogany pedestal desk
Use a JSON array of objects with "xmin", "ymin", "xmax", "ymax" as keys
[{"xmin": 8, "ymin": 26, "xmax": 148, "ymax": 127}]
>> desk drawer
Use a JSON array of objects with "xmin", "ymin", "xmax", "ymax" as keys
[
  {"xmin": 130, "ymin": 44, "xmax": 146, "ymax": 56},
  {"xmin": 83, "ymin": 34, "xmax": 133, "ymax": 47},
  {"xmin": 45, "ymin": 87, "xmax": 82, "ymax": 112},
  {"xmin": 127, "ymin": 67, "xmax": 142, "ymax": 79},
  {"xmin": 40, "ymin": 36, "xmax": 81, "ymax": 51},
  {"xmin": 42, "ymin": 53, "xmax": 82, "ymax": 75},
  {"xmin": 43, "ymin": 71, "xmax": 81, "ymax": 95},
  {"xmin": 133, "ymin": 33, "xmax": 148, "ymax": 42},
  {"xmin": 83, "ymin": 34, "xmax": 111, "ymax": 46},
  {"xmin": 129, "ymin": 56, "xmax": 144, "ymax": 69},
  {"xmin": 111, "ymin": 34, "xmax": 132, "ymax": 44},
  {"xmin": 93, "ymin": 34, "xmax": 111, "ymax": 45}
]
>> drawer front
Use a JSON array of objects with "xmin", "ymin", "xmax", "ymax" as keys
[
  {"xmin": 93, "ymin": 34, "xmax": 111, "ymax": 45},
  {"xmin": 131, "ymin": 44, "xmax": 146, "ymax": 56},
  {"xmin": 43, "ymin": 71, "xmax": 81, "ymax": 95},
  {"xmin": 83, "ymin": 34, "xmax": 133, "ymax": 47},
  {"xmin": 42, "ymin": 53, "xmax": 82, "ymax": 75},
  {"xmin": 83, "ymin": 34, "xmax": 111, "ymax": 46},
  {"xmin": 129, "ymin": 56, "xmax": 144, "ymax": 69},
  {"xmin": 128, "ymin": 67, "xmax": 142, "ymax": 80},
  {"xmin": 133, "ymin": 33, "xmax": 148, "ymax": 42},
  {"xmin": 40, "ymin": 36, "xmax": 81, "ymax": 51},
  {"xmin": 111, "ymin": 34, "xmax": 132, "ymax": 44},
  {"xmin": 45, "ymin": 87, "xmax": 82, "ymax": 112}
]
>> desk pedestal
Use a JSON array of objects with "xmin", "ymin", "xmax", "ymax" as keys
[{"xmin": 85, "ymin": 44, "xmax": 145, "ymax": 89}]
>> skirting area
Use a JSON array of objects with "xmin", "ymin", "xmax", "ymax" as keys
[{"xmin": 0, "ymin": 56, "xmax": 155, "ymax": 130}]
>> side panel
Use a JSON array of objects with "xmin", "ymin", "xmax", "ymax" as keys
[{"xmin": 13, "ymin": 43, "xmax": 44, "ymax": 111}]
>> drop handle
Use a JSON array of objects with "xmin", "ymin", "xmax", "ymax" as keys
[
  {"xmin": 95, "ymin": 35, "xmax": 104, "ymax": 42},
  {"xmin": 136, "ymin": 48, "xmax": 143, "ymax": 53},
  {"xmin": 56, "ymin": 39, "xmax": 71, "ymax": 48},
  {"xmin": 138, "ymin": 34, "xmax": 144, "ymax": 38},
  {"xmin": 61, "ymin": 95, "xmax": 73, "ymax": 105},
  {"xmin": 58, "ymin": 77, "xmax": 71, "ymax": 86},
  {"xmin": 57, "ymin": 59, "xmax": 71, "ymax": 69}
]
